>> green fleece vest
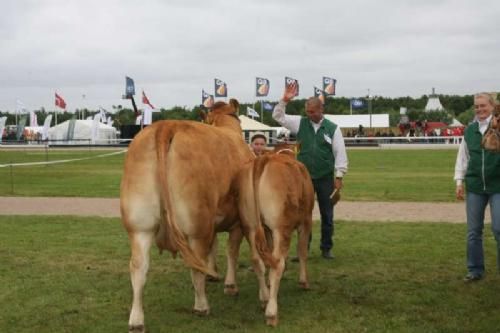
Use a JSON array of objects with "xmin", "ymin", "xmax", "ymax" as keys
[
  {"xmin": 297, "ymin": 117, "xmax": 337, "ymax": 180},
  {"xmin": 464, "ymin": 122, "xmax": 500, "ymax": 193}
]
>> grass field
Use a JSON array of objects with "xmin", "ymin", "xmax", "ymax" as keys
[
  {"xmin": 0, "ymin": 148, "xmax": 458, "ymax": 201},
  {"xmin": 1, "ymin": 215, "xmax": 499, "ymax": 333}
]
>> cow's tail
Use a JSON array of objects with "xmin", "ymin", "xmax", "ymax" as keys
[
  {"xmin": 155, "ymin": 124, "xmax": 217, "ymax": 277},
  {"xmin": 252, "ymin": 156, "xmax": 279, "ymax": 269}
]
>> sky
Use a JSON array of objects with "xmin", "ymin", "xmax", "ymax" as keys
[{"xmin": 1, "ymin": 0, "xmax": 499, "ymax": 112}]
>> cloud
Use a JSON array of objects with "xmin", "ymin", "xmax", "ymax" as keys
[{"xmin": 0, "ymin": 0, "xmax": 499, "ymax": 111}]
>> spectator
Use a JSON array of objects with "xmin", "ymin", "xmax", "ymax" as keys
[
  {"xmin": 455, "ymin": 92, "xmax": 500, "ymax": 282},
  {"xmin": 272, "ymin": 81, "xmax": 348, "ymax": 260},
  {"xmin": 250, "ymin": 132, "xmax": 267, "ymax": 156}
]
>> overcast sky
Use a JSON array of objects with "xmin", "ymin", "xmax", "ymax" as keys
[{"xmin": 1, "ymin": 0, "xmax": 499, "ymax": 112}]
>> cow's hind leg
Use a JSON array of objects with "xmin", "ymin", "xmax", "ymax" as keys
[
  {"xmin": 128, "ymin": 231, "xmax": 154, "ymax": 333},
  {"xmin": 224, "ymin": 226, "xmax": 243, "ymax": 296},
  {"xmin": 190, "ymin": 238, "xmax": 212, "ymax": 315},
  {"xmin": 246, "ymin": 230, "xmax": 270, "ymax": 308},
  {"xmin": 206, "ymin": 236, "xmax": 221, "ymax": 282},
  {"xmin": 265, "ymin": 231, "xmax": 290, "ymax": 327},
  {"xmin": 297, "ymin": 220, "xmax": 312, "ymax": 289}
]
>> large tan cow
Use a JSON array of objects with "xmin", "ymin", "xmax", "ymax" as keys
[
  {"xmin": 120, "ymin": 99, "xmax": 253, "ymax": 333},
  {"xmin": 235, "ymin": 146, "xmax": 315, "ymax": 326}
]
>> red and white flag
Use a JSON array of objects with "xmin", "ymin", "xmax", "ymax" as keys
[
  {"xmin": 55, "ymin": 93, "xmax": 67, "ymax": 110},
  {"xmin": 142, "ymin": 91, "xmax": 155, "ymax": 109}
]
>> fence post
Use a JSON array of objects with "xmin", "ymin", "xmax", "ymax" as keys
[{"xmin": 9, "ymin": 163, "xmax": 14, "ymax": 194}]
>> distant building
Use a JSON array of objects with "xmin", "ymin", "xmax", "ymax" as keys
[{"xmin": 425, "ymin": 87, "xmax": 444, "ymax": 112}]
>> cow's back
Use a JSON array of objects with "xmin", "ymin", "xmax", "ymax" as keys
[
  {"xmin": 121, "ymin": 119, "xmax": 252, "ymax": 243},
  {"xmin": 257, "ymin": 154, "xmax": 314, "ymax": 228}
]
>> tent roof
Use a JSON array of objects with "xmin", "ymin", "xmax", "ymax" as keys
[
  {"xmin": 324, "ymin": 114, "xmax": 390, "ymax": 128},
  {"xmin": 238, "ymin": 115, "xmax": 273, "ymax": 130},
  {"xmin": 425, "ymin": 97, "xmax": 444, "ymax": 111}
]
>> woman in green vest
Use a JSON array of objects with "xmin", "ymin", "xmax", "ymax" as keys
[
  {"xmin": 273, "ymin": 81, "xmax": 348, "ymax": 259},
  {"xmin": 454, "ymin": 93, "xmax": 500, "ymax": 282}
]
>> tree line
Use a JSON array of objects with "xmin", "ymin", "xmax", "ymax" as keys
[{"xmin": 0, "ymin": 94, "xmax": 479, "ymax": 128}]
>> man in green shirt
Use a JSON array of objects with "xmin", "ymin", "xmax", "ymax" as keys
[{"xmin": 273, "ymin": 81, "xmax": 348, "ymax": 259}]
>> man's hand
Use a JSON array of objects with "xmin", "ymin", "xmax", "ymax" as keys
[
  {"xmin": 335, "ymin": 178, "xmax": 343, "ymax": 190},
  {"xmin": 456, "ymin": 184, "xmax": 464, "ymax": 200},
  {"xmin": 282, "ymin": 82, "xmax": 298, "ymax": 103}
]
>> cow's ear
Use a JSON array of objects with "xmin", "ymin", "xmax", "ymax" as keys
[
  {"xmin": 229, "ymin": 98, "xmax": 239, "ymax": 113},
  {"xmin": 199, "ymin": 110, "xmax": 207, "ymax": 123}
]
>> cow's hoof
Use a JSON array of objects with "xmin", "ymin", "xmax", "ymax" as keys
[
  {"xmin": 266, "ymin": 315, "xmax": 279, "ymax": 327},
  {"xmin": 224, "ymin": 284, "xmax": 239, "ymax": 296},
  {"xmin": 192, "ymin": 308, "xmax": 209, "ymax": 316},
  {"xmin": 206, "ymin": 275, "xmax": 221, "ymax": 282},
  {"xmin": 129, "ymin": 324, "xmax": 145, "ymax": 333},
  {"xmin": 299, "ymin": 281, "xmax": 310, "ymax": 290}
]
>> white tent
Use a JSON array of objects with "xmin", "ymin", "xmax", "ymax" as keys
[
  {"xmin": 48, "ymin": 120, "xmax": 117, "ymax": 144},
  {"xmin": 425, "ymin": 88, "xmax": 445, "ymax": 112},
  {"xmin": 238, "ymin": 115, "xmax": 273, "ymax": 131},
  {"xmin": 238, "ymin": 115, "xmax": 276, "ymax": 143},
  {"xmin": 324, "ymin": 114, "xmax": 390, "ymax": 128}
]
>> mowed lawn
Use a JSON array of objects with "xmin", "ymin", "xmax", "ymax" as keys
[
  {"xmin": 1, "ymin": 216, "xmax": 499, "ymax": 333},
  {"xmin": 0, "ymin": 148, "xmax": 458, "ymax": 201}
]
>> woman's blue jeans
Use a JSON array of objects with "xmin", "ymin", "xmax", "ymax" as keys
[{"xmin": 466, "ymin": 192, "xmax": 500, "ymax": 276}]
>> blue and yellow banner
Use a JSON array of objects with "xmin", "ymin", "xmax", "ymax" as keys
[
  {"xmin": 256, "ymin": 77, "xmax": 270, "ymax": 97},
  {"xmin": 202, "ymin": 90, "xmax": 214, "ymax": 108},
  {"xmin": 125, "ymin": 76, "xmax": 135, "ymax": 98},
  {"xmin": 323, "ymin": 76, "xmax": 336, "ymax": 96},
  {"xmin": 314, "ymin": 87, "xmax": 326, "ymax": 105},
  {"xmin": 285, "ymin": 76, "xmax": 299, "ymax": 96},
  {"xmin": 214, "ymin": 78, "xmax": 227, "ymax": 97}
]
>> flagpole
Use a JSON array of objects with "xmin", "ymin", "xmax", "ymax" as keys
[{"xmin": 260, "ymin": 100, "xmax": 264, "ymax": 122}]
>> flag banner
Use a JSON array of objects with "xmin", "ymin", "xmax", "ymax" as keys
[
  {"xmin": 314, "ymin": 87, "xmax": 326, "ymax": 105},
  {"xmin": 256, "ymin": 77, "xmax": 270, "ymax": 97},
  {"xmin": 263, "ymin": 102, "xmax": 274, "ymax": 111},
  {"xmin": 125, "ymin": 76, "xmax": 135, "ymax": 97},
  {"xmin": 16, "ymin": 115, "xmax": 27, "ymax": 141},
  {"xmin": 142, "ymin": 90, "xmax": 155, "ymax": 109},
  {"xmin": 98, "ymin": 106, "xmax": 107, "ymax": 123},
  {"xmin": 247, "ymin": 106, "xmax": 260, "ymax": 118},
  {"xmin": 16, "ymin": 100, "xmax": 27, "ymax": 114},
  {"xmin": 29, "ymin": 111, "xmax": 38, "ymax": 127},
  {"xmin": 351, "ymin": 98, "xmax": 365, "ymax": 109},
  {"xmin": 42, "ymin": 115, "xmax": 52, "ymax": 140},
  {"xmin": 66, "ymin": 117, "xmax": 77, "ymax": 141},
  {"xmin": 0, "ymin": 116, "xmax": 6, "ymax": 142},
  {"xmin": 323, "ymin": 77, "xmax": 337, "ymax": 96},
  {"xmin": 202, "ymin": 90, "xmax": 214, "ymax": 108},
  {"xmin": 285, "ymin": 76, "xmax": 299, "ymax": 96},
  {"xmin": 91, "ymin": 114, "xmax": 100, "ymax": 144},
  {"xmin": 55, "ymin": 93, "xmax": 67, "ymax": 110},
  {"xmin": 143, "ymin": 105, "xmax": 153, "ymax": 125},
  {"xmin": 214, "ymin": 78, "xmax": 227, "ymax": 97}
]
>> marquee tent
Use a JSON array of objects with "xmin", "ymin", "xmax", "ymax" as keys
[{"xmin": 48, "ymin": 120, "xmax": 117, "ymax": 143}]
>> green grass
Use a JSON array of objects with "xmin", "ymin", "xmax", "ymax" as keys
[
  {"xmin": 0, "ymin": 149, "xmax": 124, "ymax": 197},
  {"xmin": 1, "ymin": 215, "xmax": 499, "ymax": 333},
  {"xmin": 0, "ymin": 148, "xmax": 458, "ymax": 201}
]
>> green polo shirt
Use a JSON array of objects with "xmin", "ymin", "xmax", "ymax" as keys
[{"xmin": 297, "ymin": 117, "xmax": 337, "ymax": 180}]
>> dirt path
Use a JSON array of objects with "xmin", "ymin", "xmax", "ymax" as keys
[{"xmin": 0, "ymin": 196, "xmax": 484, "ymax": 223}]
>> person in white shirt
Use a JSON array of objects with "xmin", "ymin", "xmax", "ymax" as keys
[
  {"xmin": 273, "ymin": 81, "xmax": 348, "ymax": 259},
  {"xmin": 454, "ymin": 92, "xmax": 500, "ymax": 282}
]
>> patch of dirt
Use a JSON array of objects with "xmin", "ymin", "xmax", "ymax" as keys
[{"xmin": 0, "ymin": 197, "xmax": 483, "ymax": 223}]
